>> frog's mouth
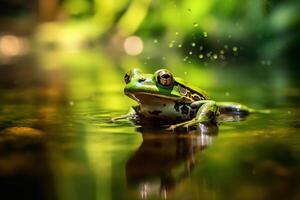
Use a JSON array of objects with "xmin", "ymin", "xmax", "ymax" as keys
[{"xmin": 126, "ymin": 91, "xmax": 180, "ymax": 104}]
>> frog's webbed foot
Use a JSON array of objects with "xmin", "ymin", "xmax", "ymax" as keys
[
  {"xmin": 166, "ymin": 119, "xmax": 200, "ymax": 132},
  {"xmin": 110, "ymin": 107, "xmax": 137, "ymax": 122},
  {"xmin": 110, "ymin": 114, "xmax": 131, "ymax": 122},
  {"xmin": 166, "ymin": 125, "xmax": 177, "ymax": 132},
  {"xmin": 167, "ymin": 100, "xmax": 218, "ymax": 131},
  {"xmin": 166, "ymin": 122, "xmax": 191, "ymax": 132},
  {"xmin": 165, "ymin": 117, "xmax": 198, "ymax": 131}
]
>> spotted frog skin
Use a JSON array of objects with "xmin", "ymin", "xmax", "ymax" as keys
[{"xmin": 113, "ymin": 68, "xmax": 257, "ymax": 130}]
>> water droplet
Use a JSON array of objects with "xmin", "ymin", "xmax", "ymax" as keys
[
  {"xmin": 225, "ymin": 92, "xmax": 230, "ymax": 96},
  {"xmin": 175, "ymin": 32, "xmax": 179, "ymax": 35},
  {"xmin": 178, "ymin": 44, "xmax": 182, "ymax": 48},
  {"xmin": 199, "ymin": 54, "xmax": 204, "ymax": 59},
  {"xmin": 184, "ymin": 71, "xmax": 187, "ymax": 75},
  {"xmin": 224, "ymin": 45, "xmax": 228, "ymax": 49},
  {"xmin": 189, "ymin": 51, "xmax": 193, "ymax": 55},
  {"xmin": 153, "ymin": 39, "xmax": 158, "ymax": 43},
  {"xmin": 199, "ymin": 46, "xmax": 203, "ymax": 50},
  {"xmin": 203, "ymin": 32, "xmax": 208, "ymax": 37},
  {"xmin": 206, "ymin": 52, "xmax": 212, "ymax": 57},
  {"xmin": 188, "ymin": 61, "xmax": 191, "ymax": 64},
  {"xmin": 232, "ymin": 46, "xmax": 238, "ymax": 52},
  {"xmin": 191, "ymin": 42, "xmax": 196, "ymax": 47},
  {"xmin": 169, "ymin": 43, "xmax": 174, "ymax": 48},
  {"xmin": 193, "ymin": 22, "xmax": 198, "ymax": 27},
  {"xmin": 213, "ymin": 54, "xmax": 218, "ymax": 59},
  {"xmin": 220, "ymin": 50, "xmax": 225, "ymax": 54},
  {"xmin": 69, "ymin": 101, "xmax": 74, "ymax": 106}
]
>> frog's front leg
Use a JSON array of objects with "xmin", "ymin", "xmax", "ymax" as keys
[
  {"xmin": 167, "ymin": 100, "xmax": 218, "ymax": 131},
  {"xmin": 111, "ymin": 106, "xmax": 137, "ymax": 122}
]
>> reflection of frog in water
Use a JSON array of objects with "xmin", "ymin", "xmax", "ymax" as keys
[
  {"xmin": 113, "ymin": 68, "xmax": 267, "ymax": 131},
  {"xmin": 126, "ymin": 125, "xmax": 218, "ymax": 199}
]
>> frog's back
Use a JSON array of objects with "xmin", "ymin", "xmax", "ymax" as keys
[{"xmin": 175, "ymin": 77, "xmax": 210, "ymax": 101}]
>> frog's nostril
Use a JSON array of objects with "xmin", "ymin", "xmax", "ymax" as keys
[{"xmin": 138, "ymin": 78, "xmax": 146, "ymax": 83}]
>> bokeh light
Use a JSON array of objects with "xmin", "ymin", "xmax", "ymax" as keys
[
  {"xmin": 0, "ymin": 35, "xmax": 29, "ymax": 57},
  {"xmin": 123, "ymin": 36, "xmax": 143, "ymax": 56}
]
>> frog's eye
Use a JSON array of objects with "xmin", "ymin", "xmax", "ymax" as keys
[
  {"xmin": 156, "ymin": 69, "xmax": 174, "ymax": 87},
  {"xmin": 124, "ymin": 71, "xmax": 131, "ymax": 84}
]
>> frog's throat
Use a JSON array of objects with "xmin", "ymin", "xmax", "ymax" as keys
[{"xmin": 126, "ymin": 92, "xmax": 181, "ymax": 103}]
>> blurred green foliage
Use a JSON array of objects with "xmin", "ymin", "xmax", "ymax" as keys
[
  {"xmin": 28, "ymin": 0, "xmax": 299, "ymax": 65},
  {"xmin": 50, "ymin": 0, "xmax": 300, "ymax": 61},
  {"xmin": 1, "ymin": 0, "xmax": 299, "ymax": 66}
]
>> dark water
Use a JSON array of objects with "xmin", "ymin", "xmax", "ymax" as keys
[{"xmin": 0, "ymin": 53, "xmax": 300, "ymax": 200}]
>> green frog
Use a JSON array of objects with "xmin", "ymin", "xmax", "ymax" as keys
[{"xmin": 112, "ymin": 68, "xmax": 265, "ymax": 130}]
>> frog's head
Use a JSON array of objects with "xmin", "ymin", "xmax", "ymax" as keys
[{"xmin": 124, "ymin": 68, "xmax": 183, "ymax": 104}]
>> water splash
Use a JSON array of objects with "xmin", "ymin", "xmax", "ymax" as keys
[{"xmin": 169, "ymin": 40, "xmax": 176, "ymax": 48}]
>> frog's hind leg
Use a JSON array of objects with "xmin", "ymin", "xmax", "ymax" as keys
[
  {"xmin": 216, "ymin": 102, "xmax": 255, "ymax": 116},
  {"xmin": 217, "ymin": 102, "xmax": 271, "ymax": 116},
  {"xmin": 167, "ymin": 100, "xmax": 218, "ymax": 131}
]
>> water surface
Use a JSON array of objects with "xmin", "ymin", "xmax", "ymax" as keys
[{"xmin": 0, "ymin": 53, "xmax": 300, "ymax": 200}]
